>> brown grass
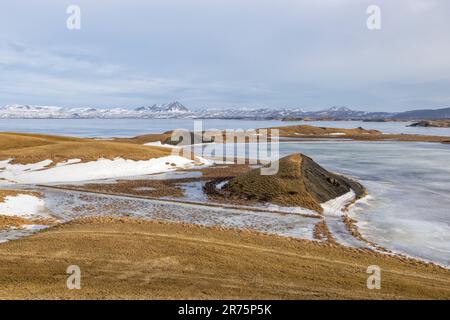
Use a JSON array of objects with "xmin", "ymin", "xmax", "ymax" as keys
[
  {"xmin": 113, "ymin": 132, "xmax": 174, "ymax": 145},
  {"xmin": 216, "ymin": 154, "xmax": 364, "ymax": 213},
  {"xmin": 0, "ymin": 215, "xmax": 57, "ymax": 229},
  {"xmin": 222, "ymin": 154, "xmax": 322, "ymax": 212},
  {"xmin": 259, "ymin": 125, "xmax": 450, "ymax": 143},
  {"xmin": 0, "ymin": 190, "xmax": 41, "ymax": 203},
  {"xmin": 0, "ymin": 133, "xmax": 172, "ymax": 165},
  {"xmin": 313, "ymin": 220, "xmax": 336, "ymax": 243},
  {"xmin": 76, "ymin": 180, "xmax": 185, "ymax": 198},
  {"xmin": 0, "ymin": 216, "xmax": 448, "ymax": 299},
  {"xmin": 268, "ymin": 125, "xmax": 382, "ymax": 137}
]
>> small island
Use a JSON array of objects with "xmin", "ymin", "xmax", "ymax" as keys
[{"xmin": 206, "ymin": 153, "xmax": 365, "ymax": 213}]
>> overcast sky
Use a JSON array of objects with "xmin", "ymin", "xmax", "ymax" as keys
[{"xmin": 0, "ymin": 0, "xmax": 449, "ymax": 111}]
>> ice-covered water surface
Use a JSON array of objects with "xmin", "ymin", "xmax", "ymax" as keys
[
  {"xmin": 2, "ymin": 118, "xmax": 450, "ymax": 137},
  {"xmin": 280, "ymin": 141, "xmax": 450, "ymax": 267}
]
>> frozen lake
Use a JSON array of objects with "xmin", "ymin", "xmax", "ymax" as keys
[
  {"xmin": 279, "ymin": 141, "xmax": 450, "ymax": 267},
  {"xmin": 2, "ymin": 118, "xmax": 450, "ymax": 137}
]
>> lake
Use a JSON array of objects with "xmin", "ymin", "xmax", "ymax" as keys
[{"xmin": 2, "ymin": 118, "xmax": 450, "ymax": 137}]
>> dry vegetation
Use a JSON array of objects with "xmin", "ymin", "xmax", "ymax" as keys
[
  {"xmin": 77, "ymin": 179, "xmax": 186, "ymax": 198},
  {"xmin": 0, "ymin": 216, "xmax": 448, "ymax": 300},
  {"xmin": 254, "ymin": 124, "xmax": 450, "ymax": 143},
  {"xmin": 268, "ymin": 125, "xmax": 382, "ymax": 137},
  {"xmin": 0, "ymin": 133, "xmax": 172, "ymax": 165},
  {"xmin": 0, "ymin": 215, "xmax": 57, "ymax": 229},
  {"xmin": 210, "ymin": 154, "xmax": 364, "ymax": 213},
  {"xmin": 313, "ymin": 220, "xmax": 336, "ymax": 243}
]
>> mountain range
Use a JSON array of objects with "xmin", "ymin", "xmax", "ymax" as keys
[{"xmin": 0, "ymin": 102, "xmax": 449, "ymax": 120}]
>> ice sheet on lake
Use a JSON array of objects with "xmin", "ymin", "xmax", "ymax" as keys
[{"xmin": 280, "ymin": 140, "xmax": 450, "ymax": 267}]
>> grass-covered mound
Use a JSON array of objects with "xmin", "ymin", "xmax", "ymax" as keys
[{"xmin": 220, "ymin": 153, "xmax": 365, "ymax": 213}]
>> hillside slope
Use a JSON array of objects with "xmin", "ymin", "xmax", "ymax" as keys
[{"xmin": 0, "ymin": 217, "xmax": 448, "ymax": 299}]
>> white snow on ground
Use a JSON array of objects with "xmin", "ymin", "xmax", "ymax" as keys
[
  {"xmin": 216, "ymin": 180, "xmax": 228, "ymax": 190},
  {"xmin": 56, "ymin": 159, "xmax": 81, "ymax": 166},
  {"xmin": 0, "ymin": 159, "xmax": 53, "ymax": 173},
  {"xmin": 326, "ymin": 132, "xmax": 346, "ymax": 136},
  {"xmin": 321, "ymin": 190, "xmax": 370, "ymax": 248},
  {"xmin": 0, "ymin": 194, "xmax": 46, "ymax": 217},
  {"xmin": 264, "ymin": 203, "xmax": 319, "ymax": 215},
  {"xmin": 194, "ymin": 156, "xmax": 213, "ymax": 166},
  {"xmin": 21, "ymin": 224, "xmax": 48, "ymax": 231},
  {"xmin": 321, "ymin": 190, "xmax": 356, "ymax": 216},
  {"xmin": 0, "ymin": 156, "xmax": 204, "ymax": 185},
  {"xmin": 144, "ymin": 141, "xmax": 178, "ymax": 148}
]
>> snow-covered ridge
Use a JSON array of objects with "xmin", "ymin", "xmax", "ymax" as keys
[
  {"xmin": 0, "ymin": 101, "xmax": 191, "ymax": 119},
  {"xmin": 0, "ymin": 102, "xmax": 396, "ymax": 119}
]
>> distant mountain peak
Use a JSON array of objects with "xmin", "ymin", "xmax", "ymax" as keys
[{"xmin": 135, "ymin": 101, "xmax": 189, "ymax": 113}]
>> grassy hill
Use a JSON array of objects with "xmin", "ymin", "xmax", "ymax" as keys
[
  {"xmin": 0, "ymin": 133, "xmax": 172, "ymax": 165},
  {"xmin": 221, "ymin": 154, "xmax": 365, "ymax": 213}
]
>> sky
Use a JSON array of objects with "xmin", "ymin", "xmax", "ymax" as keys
[{"xmin": 0, "ymin": 0, "xmax": 449, "ymax": 111}]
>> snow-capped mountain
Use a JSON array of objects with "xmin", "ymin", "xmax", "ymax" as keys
[
  {"xmin": 0, "ymin": 103, "xmax": 399, "ymax": 120},
  {"xmin": 194, "ymin": 107, "xmax": 307, "ymax": 120},
  {"xmin": 0, "ymin": 102, "xmax": 191, "ymax": 119},
  {"xmin": 135, "ymin": 101, "xmax": 189, "ymax": 113},
  {"xmin": 295, "ymin": 106, "xmax": 393, "ymax": 120}
]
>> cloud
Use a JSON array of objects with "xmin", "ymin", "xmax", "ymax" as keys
[{"xmin": 0, "ymin": 0, "xmax": 449, "ymax": 110}]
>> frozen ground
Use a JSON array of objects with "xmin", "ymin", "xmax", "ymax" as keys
[{"xmin": 38, "ymin": 187, "xmax": 319, "ymax": 240}]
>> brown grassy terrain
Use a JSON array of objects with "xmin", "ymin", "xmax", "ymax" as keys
[
  {"xmin": 211, "ymin": 154, "xmax": 364, "ymax": 213},
  {"xmin": 77, "ymin": 179, "xmax": 186, "ymax": 198},
  {"xmin": 0, "ymin": 216, "xmax": 448, "ymax": 299},
  {"xmin": 113, "ymin": 132, "xmax": 174, "ymax": 145},
  {"xmin": 265, "ymin": 124, "xmax": 450, "ymax": 143},
  {"xmin": 0, "ymin": 215, "xmax": 56, "ymax": 229},
  {"xmin": 0, "ymin": 133, "xmax": 172, "ymax": 165},
  {"xmin": 268, "ymin": 125, "xmax": 382, "ymax": 136},
  {"xmin": 114, "ymin": 131, "xmax": 211, "ymax": 146}
]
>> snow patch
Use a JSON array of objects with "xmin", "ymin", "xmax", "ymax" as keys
[
  {"xmin": 144, "ymin": 141, "xmax": 178, "ymax": 149},
  {"xmin": 0, "ymin": 194, "xmax": 46, "ymax": 217},
  {"xmin": 216, "ymin": 181, "xmax": 228, "ymax": 190},
  {"xmin": 21, "ymin": 224, "xmax": 49, "ymax": 231},
  {"xmin": 321, "ymin": 190, "xmax": 356, "ymax": 216},
  {"xmin": 0, "ymin": 156, "xmax": 204, "ymax": 184},
  {"xmin": 326, "ymin": 132, "xmax": 346, "ymax": 136}
]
